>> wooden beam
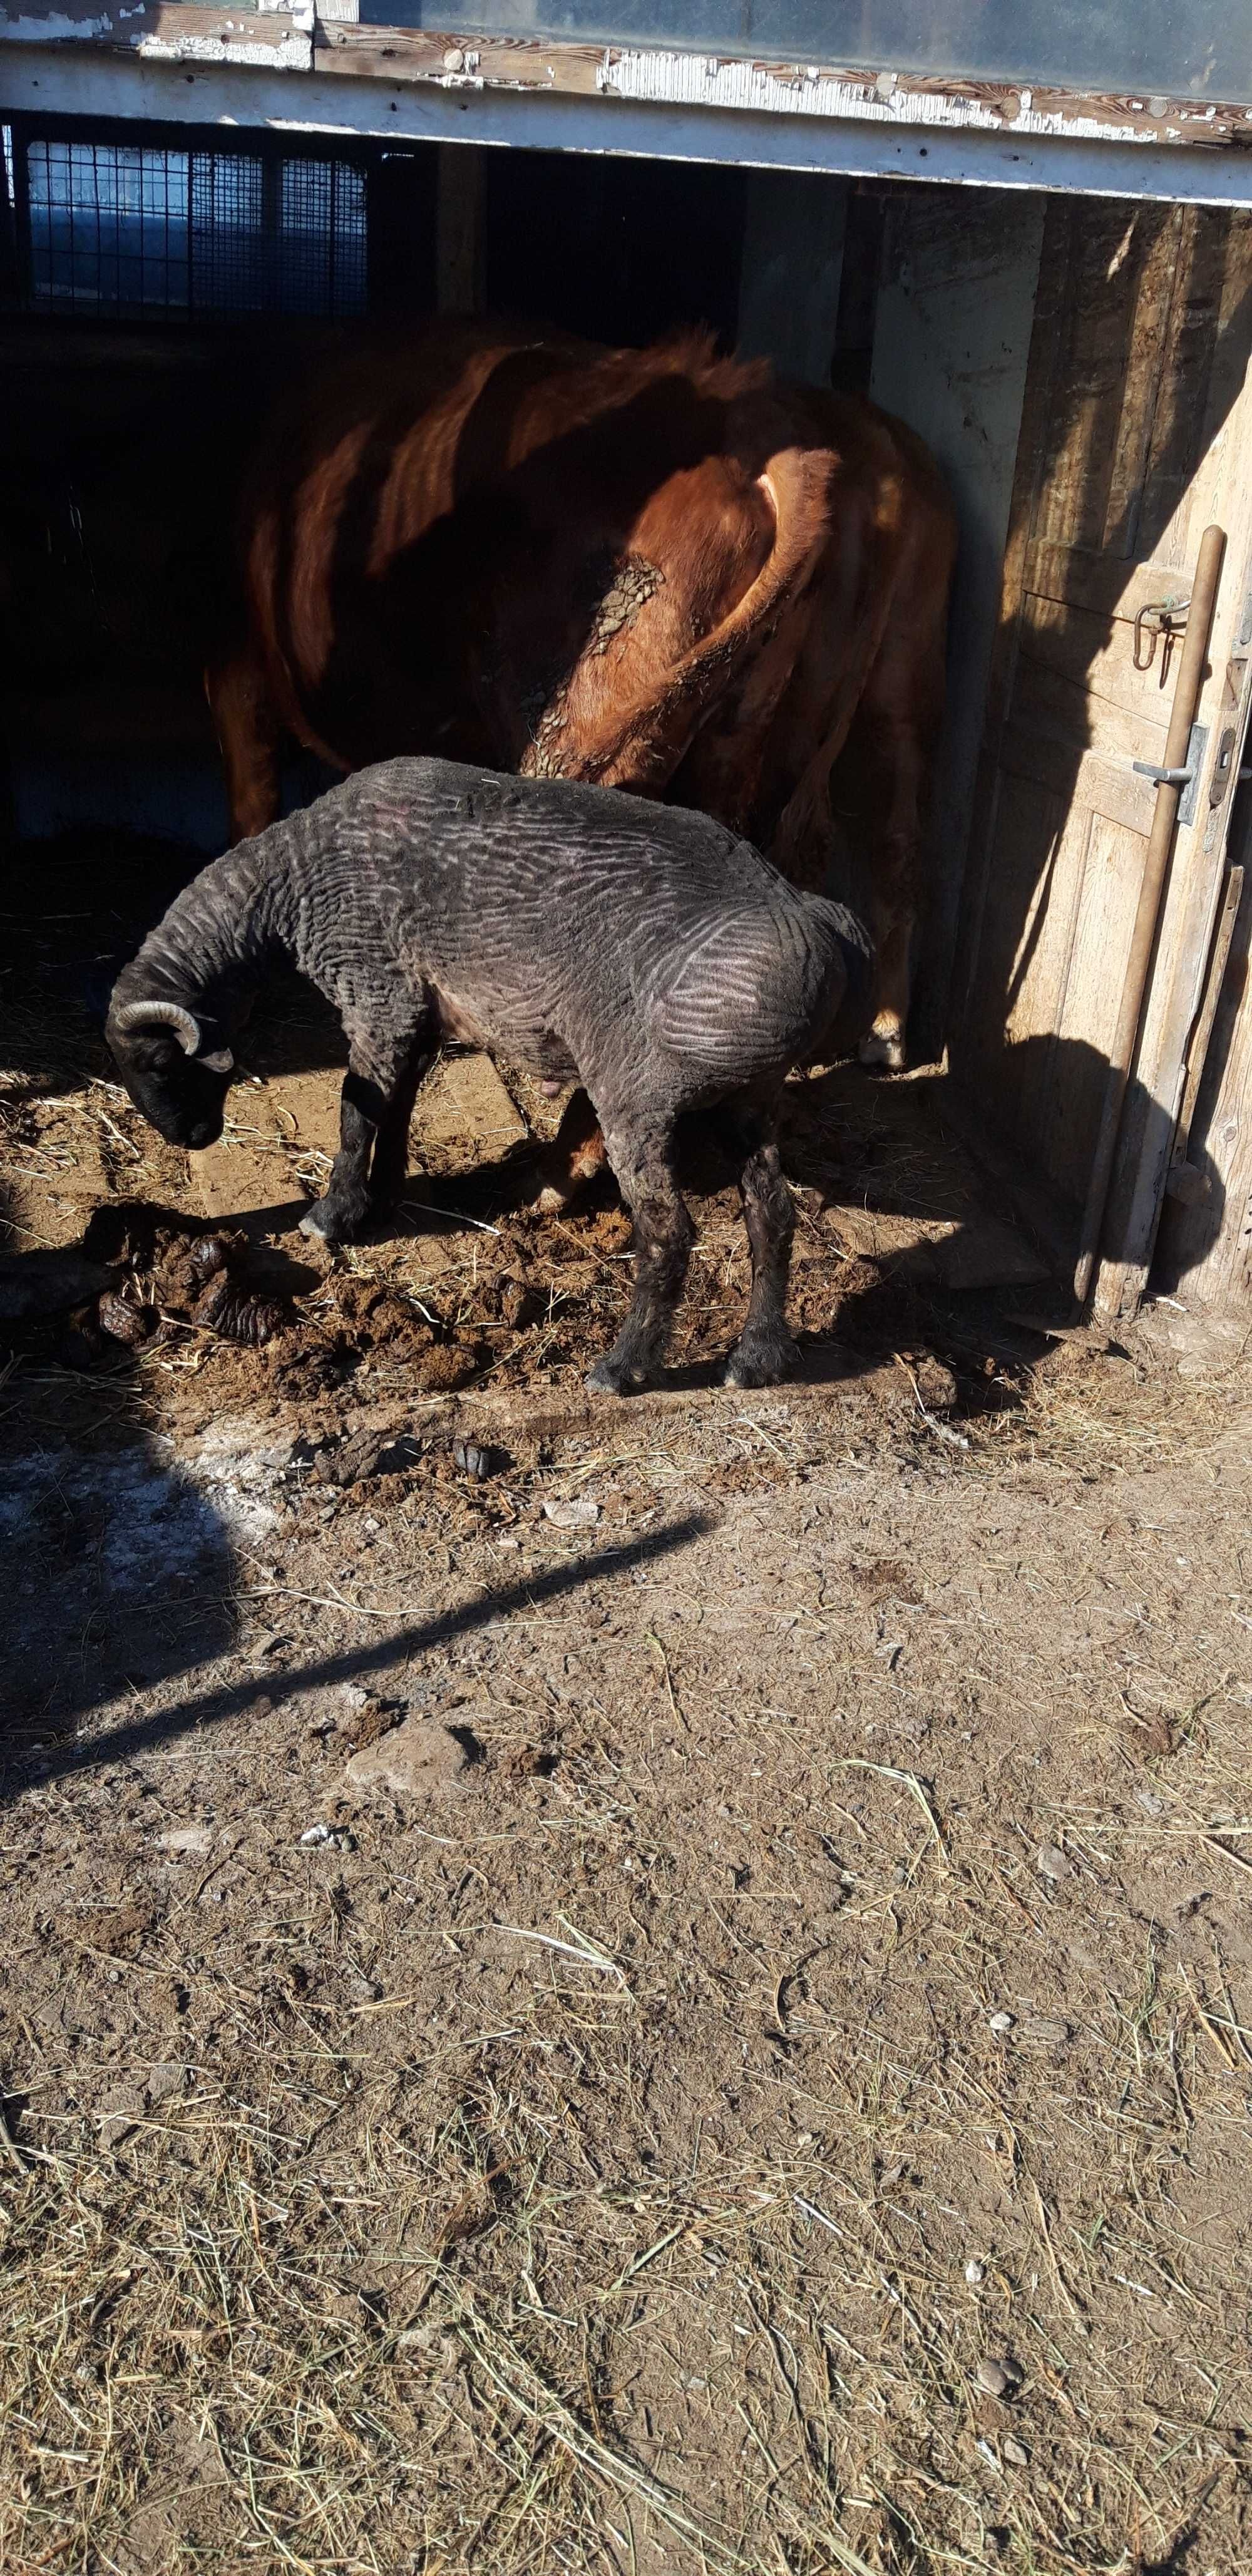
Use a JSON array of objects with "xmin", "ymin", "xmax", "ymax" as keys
[
  {"xmin": 7, "ymin": 26, "xmax": 1252, "ymax": 212},
  {"xmin": 736, "ymin": 170, "xmax": 846, "ymax": 386},
  {"xmin": 436, "ymin": 142, "xmax": 486, "ymax": 316},
  {"xmin": 6, "ymin": 4, "xmax": 1252, "ymax": 168}
]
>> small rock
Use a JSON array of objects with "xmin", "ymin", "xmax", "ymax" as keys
[
  {"xmin": 453, "ymin": 1437, "xmax": 496, "ymax": 1482},
  {"xmin": 334, "ymin": 1688, "xmax": 395, "ymax": 1754},
  {"xmin": 975, "ymin": 2436, "xmax": 1000, "ymax": 2470},
  {"xmin": 988, "ymin": 2011, "xmax": 1015, "ymax": 2034},
  {"xmin": 1035, "ymin": 1843, "xmax": 1069, "ymax": 1882},
  {"xmin": 1135, "ymin": 1789, "xmax": 1164, "ymax": 1816},
  {"xmin": 146, "ymin": 2061, "xmax": 185, "ymax": 2106},
  {"xmin": 345, "ymin": 1714, "xmax": 478, "ymax": 1800},
  {"xmin": 543, "ymin": 1496, "xmax": 600, "ymax": 1529},
  {"xmin": 97, "ymin": 2091, "xmax": 145, "ymax": 2150},
  {"xmin": 157, "ymin": 1825, "xmax": 214, "ymax": 1857},
  {"xmin": 299, "ymin": 1821, "xmax": 350, "ymax": 1848},
  {"xmin": 975, "ymin": 2356, "xmax": 1020, "ymax": 2399},
  {"xmin": 913, "ymin": 1355, "xmax": 958, "ymax": 1413},
  {"xmin": 1023, "ymin": 2014, "xmax": 1070, "ymax": 2047},
  {"xmin": 965, "ymin": 2259, "xmax": 985, "ymax": 2286},
  {"xmin": 1002, "ymin": 2436, "xmax": 1030, "ymax": 2467}
]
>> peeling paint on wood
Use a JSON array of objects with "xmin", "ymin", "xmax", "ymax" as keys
[
  {"xmin": 1, "ymin": 0, "xmax": 314, "ymax": 63},
  {"xmin": 313, "ymin": 24, "xmax": 605, "ymax": 96},
  {"xmin": 4, "ymin": 7, "xmax": 1252, "ymax": 162},
  {"xmin": 598, "ymin": 48, "xmax": 1252, "ymax": 156}
]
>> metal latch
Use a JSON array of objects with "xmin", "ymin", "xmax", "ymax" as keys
[
  {"xmin": 1131, "ymin": 721, "xmax": 1208, "ymax": 825},
  {"xmin": 1133, "ymin": 595, "xmax": 1191, "ymax": 683},
  {"xmin": 1210, "ymin": 724, "xmax": 1244, "ymax": 809}
]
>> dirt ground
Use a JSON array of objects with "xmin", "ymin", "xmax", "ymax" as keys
[{"xmin": 3, "ymin": 837, "xmax": 1252, "ymax": 2575}]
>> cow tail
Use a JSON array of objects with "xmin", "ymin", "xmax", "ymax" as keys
[{"xmin": 565, "ymin": 443, "xmax": 838, "ymax": 796}]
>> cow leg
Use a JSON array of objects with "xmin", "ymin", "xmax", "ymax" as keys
[
  {"xmin": 839, "ymin": 549, "xmax": 948, "ymax": 1076},
  {"xmin": 533, "ymin": 1087, "xmax": 609, "ymax": 1215},
  {"xmin": 300, "ymin": 1026, "xmax": 433, "ymax": 1245},
  {"xmin": 724, "ymin": 1096, "xmax": 799, "ymax": 1389},
  {"xmin": 206, "ymin": 647, "xmax": 283, "ymax": 845},
  {"xmin": 586, "ymin": 1119, "xmax": 693, "ymax": 1396},
  {"xmin": 840, "ymin": 704, "xmax": 929, "ymax": 1074}
]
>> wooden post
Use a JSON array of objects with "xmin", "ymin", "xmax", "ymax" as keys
[
  {"xmin": 1075, "ymin": 523, "xmax": 1227, "ymax": 1314},
  {"xmin": 436, "ymin": 142, "xmax": 486, "ymax": 317},
  {"xmin": 736, "ymin": 170, "xmax": 846, "ymax": 386}
]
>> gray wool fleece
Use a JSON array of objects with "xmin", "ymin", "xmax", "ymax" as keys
[{"xmin": 111, "ymin": 755, "xmax": 869, "ymax": 1118}]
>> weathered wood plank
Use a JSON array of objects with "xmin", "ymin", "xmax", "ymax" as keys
[
  {"xmin": 997, "ymin": 725, "xmax": 1160, "ymax": 836},
  {"xmin": 6, "ymin": 0, "xmax": 1252, "ymax": 166},
  {"xmin": 1047, "ymin": 811, "xmax": 1148, "ymax": 1195},
  {"xmin": 312, "ymin": 21, "xmax": 605, "ymax": 92},
  {"xmin": 1010, "ymin": 658, "xmax": 1169, "ymax": 771},
  {"xmin": 1128, "ymin": 209, "xmax": 1230, "ymax": 569},
  {"xmin": 1156, "ymin": 848, "xmax": 1252, "ymax": 1307},
  {"xmin": 948, "ymin": 196, "xmax": 1073, "ymax": 1056},
  {"xmin": 33, "ymin": 2, "xmax": 318, "ymax": 71},
  {"xmin": 1021, "ymin": 542, "xmax": 1199, "ymax": 624},
  {"xmin": 1019, "ymin": 594, "xmax": 1193, "ymax": 728},
  {"xmin": 435, "ymin": 141, "xmax": 486, "ymax": 317},
  {"xmin": 1101, "ymin": 206, "xmax": 1184, "ymax": 559},
  {"xmin": 868, "ymin": 187, "xmax": 1042, "ymax": 1061},
  {"xmin": 737, "ymin": 170, "xmax": 847, "ymax": 389},
  {"xmin": 1032, "ymin": 205, "xmax": 1171, "ymax": 560}
]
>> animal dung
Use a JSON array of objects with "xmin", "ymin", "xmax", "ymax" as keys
[
  {"xmin": 185, "ymin": 1230, "xmax": 236, "ymax": 1285},
  {"xmin": 193, "ymin": 1273, "xmax": 287, "ymax": 1347},
  {"xmin": 97, "ymin": 1291, "xmax": 155, "ymax": 1347}
]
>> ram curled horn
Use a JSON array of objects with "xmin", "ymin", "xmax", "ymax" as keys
[{"xmin": 111, "ymin": 998, "xmax": 233, "ymax": 1072}]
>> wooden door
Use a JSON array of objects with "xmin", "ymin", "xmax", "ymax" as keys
[{"xmin": 951, "ymin": 197, "xmax": 1252, "ymax": 1316}]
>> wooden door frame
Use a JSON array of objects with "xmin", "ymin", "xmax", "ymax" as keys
[{"xmin": 950, "ymin": 198, "xmax": 1252, "ymax": 1319}]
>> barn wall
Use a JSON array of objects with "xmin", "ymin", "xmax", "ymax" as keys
[
  {"xmin": 736, "ymin": 168, "xmax": 848, "ymax": 385},
  {"xmin": 1156, "ymin": 783, "xmax": 1252, "ymax": 1307},
  {"xmin": 949, "ymin": 198, "xmax": 1252, "ymax": 1312},
  {"xmin": 868, "ymin": 186, "xmax": 1044, "ymax": 1059}
]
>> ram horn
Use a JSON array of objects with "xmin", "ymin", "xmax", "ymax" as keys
[{"xmin": 111, "ymin": 999, "xmax": 205, "ymax": 1056}]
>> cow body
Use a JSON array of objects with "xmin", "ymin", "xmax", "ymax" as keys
[{"xmin": 210, "ymin": 320, "xmax": 955, "ymax": 1111}]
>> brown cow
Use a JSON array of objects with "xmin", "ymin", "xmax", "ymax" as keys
[{"xmin": 208, "ymin": 320, "xmax": 954, "ymax": 1194}]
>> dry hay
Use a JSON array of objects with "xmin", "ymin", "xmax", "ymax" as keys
[{"xmin": 3, "ymin": 847, "xmax": 1252, "ymax": 2575}]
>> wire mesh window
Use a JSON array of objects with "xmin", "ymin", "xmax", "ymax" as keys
[
  {"xmin": 7, "ymin": 128, "xmax": 367, "ymax": 319},
  {"xmin": 27, "ymin": 138, "xmax": 189, "ymax": 311}
]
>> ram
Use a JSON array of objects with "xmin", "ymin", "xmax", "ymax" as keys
[{"xmin": 107, "ymin": 757, "xmax": 870, "ymax": 1394}]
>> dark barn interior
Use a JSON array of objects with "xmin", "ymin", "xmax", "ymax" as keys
[{"xmin": 4, "ymin": 115, "xmax": 1251, "ymax": 1361}]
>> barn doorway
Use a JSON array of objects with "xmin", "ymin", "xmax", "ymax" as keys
[{"xmin": 3, "ymin": 118, "xmax": 1250, "ymax": 1363}]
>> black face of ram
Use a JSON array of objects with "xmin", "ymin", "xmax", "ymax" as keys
[{"xmin": 108, "ymin": 1034, "xmax": 232, "ymax": 1150}]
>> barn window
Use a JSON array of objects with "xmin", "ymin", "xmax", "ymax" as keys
[{"xmin": 1, "ymin": 123, "xmax": 369, "ymax": 321}]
